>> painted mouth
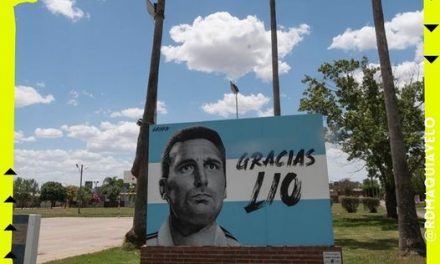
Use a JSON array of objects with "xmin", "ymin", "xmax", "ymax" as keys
[{"xmin": 191, "ymin": 193, "xmax": 212, "ymax": 202}]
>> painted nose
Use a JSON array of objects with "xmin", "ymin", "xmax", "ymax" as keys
[{"xmin": 194, "ymin": 166, "xmax": 208, "ymax": 187}]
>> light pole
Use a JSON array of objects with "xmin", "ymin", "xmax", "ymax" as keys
[
  {"xmin": 93, "ymin": 180, "xmax": 99, "ymax": 189},
  {"xmin": 76, "ymin": 164, "xmax": 85, "ymax": 215},
  {"xmin": 230, "ymin": 81, "xmax": 239, "ymax": 119}
]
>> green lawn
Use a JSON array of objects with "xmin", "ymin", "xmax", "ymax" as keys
[
  {"xmin": 333, "ymin": 204, "xmax": 425, "ymax": 264},
  {"xmin": 14, "ymin": 207, "xmax": 134, "ymax": 218},
  {"xmin": 46, "ymin": 247, "xmax": 139, "ymax": 264},
  {"xmin": 43, "ymin": 204, "xmax": 426, "ymax": 264}
]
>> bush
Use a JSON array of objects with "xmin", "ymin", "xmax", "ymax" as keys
[
  {"xmin": 341, "ymin": 196, "xmax": 360, "ymax": 213},
  {"xmin": 362, "ymin": 197, "xmax": 380, "ymax": 213}
]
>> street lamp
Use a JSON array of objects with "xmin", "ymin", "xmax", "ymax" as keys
[
  {"xmin": 76, "ymin": 163, "xmax": 86, "ymax": 215},
  {"xmin": 230, "ymin": 81, "xmax": 239, "ymax": 119},
  {"xmin": 93, "ymin": 180, "xmax": 99, "ymax": 189}
]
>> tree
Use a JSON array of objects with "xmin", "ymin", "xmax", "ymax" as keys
[
  {"xmin": 40, "ymin": 181, "xmax": 66, "ymax": 208},
  {"xmin": 270, "ymin": 0, "xmax": 281, "ymax": 115},
  {"xmin": 78, "ymin": 187, "xmax": 92, "ymax": 208},
  {"xmin": 371, "ymin": 0, "xmax": 425, "ymax": 255},
  {"xmin": 126, "ymin": 0, "xmax": 166, "ymax": 247},
  {"xmin": 65, "ymin": 185, "xmax": 79, "ymax": 208},
  {"xmin": 14, "ymin": 177, "xmax": 39, "ymax": 209},
  {"xmin": 333, "ymin": 179, "xmax": 361, "ymax": 196},
  {"xmin": 411, "ymin": 172, "xmax": 425, "ymax": 201},
  {"xmin": 362, "ymin": 178, "xmax": 381, "ymax": 198},
  {"xmin": 101, "ymin": 177, "xmax": 124, "ymax": 207},
  {"xmin": 299, "ymin": 58, "xmax": 424, "ymax": 219}
]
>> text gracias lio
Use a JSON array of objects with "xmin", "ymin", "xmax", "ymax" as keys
[{"xmin": 236, "ymin": 148, "xmax": 315, "ymax": 213}]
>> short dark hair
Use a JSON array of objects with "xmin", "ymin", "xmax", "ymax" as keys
[{"xmin": 161, "ymin": 126, "xmax": 226, "ymax": 179}]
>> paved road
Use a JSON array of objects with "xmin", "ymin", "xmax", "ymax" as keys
[{"xmin": 37, "ymin": 217, "xmax": 133, "ymax": 264}]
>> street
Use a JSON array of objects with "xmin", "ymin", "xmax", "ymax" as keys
[{"xmin": 37, "ymin": 217, "xmax": 133, "ymax": 263}]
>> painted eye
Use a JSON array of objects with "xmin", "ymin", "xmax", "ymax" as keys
[
  {"xmin": 206, "ymin": 162, "xmax": 220, "ymax": 170},
  {"xmin": 179, "ymin": 164, "xmax": 194, "ymax": 174}
]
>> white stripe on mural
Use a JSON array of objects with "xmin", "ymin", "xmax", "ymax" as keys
[{"xmin": 148, "ymin": 155, "xmax": 329, "ymax": 203}]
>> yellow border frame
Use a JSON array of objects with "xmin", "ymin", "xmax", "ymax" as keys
[
  {"xmin": 424, "ymin": 1, "xmax": 439, "ymax": 263},
  {"xmin": 0, "ymin": 1, "xmax": 437, "ymax": 263},
  {"xmin": 0, "ymin": 1, "xmax": 36, "ymax": 263}
]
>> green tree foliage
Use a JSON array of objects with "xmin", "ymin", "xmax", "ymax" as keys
[
  {"xmin": 101, "ymin": 177, "xmax": 124, "ymax": 207},
  {"xmin": 78, "ymin": 187, "xmax": 92, "ymax": 207},
  {"xmin": 14, "ymin": 177, "xmax": 39, "ymax": 209},
  {"xmin": 362, "ymin": 197, "xmax": 380, "ymax": 213},
  {"xmin": 332, "ymin": 178, "xmax": 361, "ymax": 196},
  {"xmin": 299, "ymin": 58, "xmax": 424, "ymax": 219},
  {"xmin": 362, "ymin": 178, "xmax": 381, "ymax": 198},
  {"xmin": 40, "ymin": 181, "xmax": 66, "ymax": 208},
  {"xmin": 65, "ymin": 185, "xmax": 79, "ymax": 208},
  {"xmin": 341, "ymin": 196, "xmax": 360, "ymax": 213}
]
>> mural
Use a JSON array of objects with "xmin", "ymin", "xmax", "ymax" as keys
[{"xmin": 146, "ymin": 114, "xmax": 333, "ymax": 246}]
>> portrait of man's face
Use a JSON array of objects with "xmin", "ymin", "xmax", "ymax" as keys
[{"xmin": 164, "ymin": 138, "xmax": 226, "ymax": 228}]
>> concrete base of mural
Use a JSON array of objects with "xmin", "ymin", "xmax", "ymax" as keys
[{"xmin": 141, "ymin": 246, "xmax": 343, "ymax": 264}]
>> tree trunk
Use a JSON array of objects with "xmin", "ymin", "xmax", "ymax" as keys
[
  {"xmin": 270, "ymin": 0, "xmax": 281, "ymax": 116},
  {"xmin": 384, "ymin": 179, "xmax": 397, "ymax": 219},
  {"xmin": 125, "ymin": 0, "xmax": 165, "ymax": 247},
  {"xmin": 371, "ymin": 0, "xmax": 425, "ymax": 256}
]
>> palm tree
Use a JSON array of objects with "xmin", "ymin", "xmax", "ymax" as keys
[
  {"xmin": 371, "ymin": 0, "xmax": 425, "ymax": 256},
  {"xmin": 270, "ymin": 0, "xmax": 281, "ymax": 115},
  {"xmin": 125, "ymin": 0, "xmax": 166, "ymax": 247},
  {"xmin": 101, "ymin": 177, "xmax": 124, "ymax": 206}
]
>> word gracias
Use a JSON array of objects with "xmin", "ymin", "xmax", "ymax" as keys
[{"xmin": 236, "ymin": 149, "xmax": 315, "ymax": 170}]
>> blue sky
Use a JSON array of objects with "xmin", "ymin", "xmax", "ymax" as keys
[{"xmin": 14, "ymin": 0, "xmax": 423, "ymax": 186}]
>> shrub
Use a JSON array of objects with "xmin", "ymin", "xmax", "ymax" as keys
[
  {"xmin": 341, "ymin": 196, "xmax": 360, "ymax": 213},
  {"xmin": 362, "ymin": 197, "xmax": 380, "ymax": 213}
]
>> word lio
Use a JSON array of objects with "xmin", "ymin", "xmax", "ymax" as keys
[{"xmin": 245, "ymin": 172, "xmax": 301, "ymax": 213}]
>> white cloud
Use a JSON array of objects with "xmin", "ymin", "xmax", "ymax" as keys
[
  {"xmin": 350, "ymin": 61, "xmax": 423, "ymax": 88},
  {"xmin": 257, "ymin": 108, "xmax": 274, "ymax": 117},
  {"xmin": 67, "ymin": 90, "xmax": 79, "ymax": 106},
  {"xmin": 162, "ymin": 12, "xmax": 310, "ymax": 81},
  {"xmin": 111, "ymin": 101, "xmax": 167, "ymax": 119},
  {"xmin": 42, "ymin": 0, "xmax": 87, "ymax": 22},
  {"xmin": 392, "ymin": 61, "xmax": 423, "ymax": 88},
  {"xmin": 15, "ymin": 131, "xmax": 36, "ymax": 144},
  {"xmin": 202, "ymin": 93, "xmax": 271, "ymax": 117},
  {"xmin": 15, "ymin": 149, "xmax": 131, "ymax": 185},
  {"xmin": 111, "ymin": 108, "xmax": 143, "ymax": 119},
  {"xmin": 61, "ymin": 121, "xmax": 138, "ymax": 153},
  {"xmin": 157, "ymin": 101, "xmax": 168, "ymax": 114},
  {"xmin": 325, "ymin": 143, "xmax": 367, "ymax": 182},
  {"xmin": 89, "ymin": 122, "xmax": 138, "ymax": 152},
  {"xmin": 82, "ymin": 90, "xmax": 95, "ymax": 98},
  {"xmin": 35, "ymin": 128, "xmax": 64, "ymax": 138},
  {"xmin": 61, "ymin": 124, "xmax": 101, "ymax": 139},
  {"xmin": 329, "ymin": 10, "xmax": 422, "ymax": 51},
  {"xmin": 36, "ymin": 82, "xmax": 46, "ymax": 88},
  {"xmin": 15, "ymin": 85, "xmax": 55, "ymax": 108}
]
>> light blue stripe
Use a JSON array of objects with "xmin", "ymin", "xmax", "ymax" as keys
[
  {"xmin": 149, "ymin": 114, "xmax": 325, "ymax": 163},
  {"xmin": 146, "ymin": 199, "xmax": 334, "ymax": 246}
]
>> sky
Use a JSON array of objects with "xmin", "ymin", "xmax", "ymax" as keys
[{"xmin": 13, "ymin": 0, "xmax": 423, "ymax": 187}]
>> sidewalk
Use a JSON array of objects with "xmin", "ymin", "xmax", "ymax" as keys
[{"xmin": 37, "ymin": 217, "xmax": 133, "ymax": 263}]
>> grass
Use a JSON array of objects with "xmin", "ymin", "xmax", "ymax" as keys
[
  {"xmin": 333, "ymin": 204, "xmax": 426, "ymax": 264},
  {"xmin": 41, "ymin": 204, "xmax": 426, "ymax": 264},
  {"xmin": 45, "ymin": 247, "xmax": 139, "ymax": 264},
  {"xmin": 14, "ymin": 207, "xmax": 134, "ymax": 218}
]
